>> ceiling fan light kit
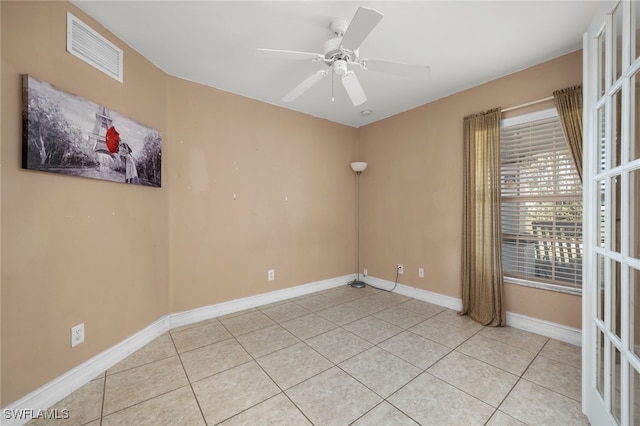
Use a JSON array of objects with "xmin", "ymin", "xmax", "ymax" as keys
[
  {"xmin": 333, "ymin": 59, "xmax": 348, "ymax": 75},
  {"xmin": 254, "ymin": 7, "xmax": 430, "ymax": 107}
]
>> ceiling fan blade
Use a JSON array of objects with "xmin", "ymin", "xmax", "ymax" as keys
[
  {"xmin": 361, "ymin": 58, "xmax": 431, "ymax": 78},
  {"xmin": 283, "ymin": 70, "xmax": 328, "ymax": 102},
  {"xmin": 253, "ymin": 48, "xmax": 324, "ymax": 62},
  {"xmin": 340, "ymin": 7, "xmax": 383, "ymax": 52},
  {"xmin": 341, "ymin": 71, "xmax": 367, "ymax": 106}
]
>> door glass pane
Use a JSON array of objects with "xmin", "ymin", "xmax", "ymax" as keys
[
  {"xmin": 614, "ymin": 3, "xmax": 624, "ymax": 82},
  {"xmin": 614, "ymin": 347, "xmax": 622, "ymax": 423},
  {"xmin": 613, "ymin": 175, "xmax": 622, "ymax": 254},
  {"xmin": 634, "ymin": 72, "xmax": 640, "ymax": 161},
  {"xmin": 632, "ymin": 169, "xmax": 640, "ymax": 259},
  {"xmin": 598, "ymin": 329, "xmax": 606, "ymax": 397},
  {"xmin": 633, "ymin": 366, "xmax": 640, "ymax": 425},
  {"xmin": 600, "ymin": 179, "xmax": 607, "ymax": 247},
  {"xmin": 614, "ymin": 89, "xmax": 623, "ymax": 168},
  {"xmin": 599, "ymin": 28, "xmax": 607, "ymax": 97},
  {"xmin": 633, "ymin": 267, "xmax": 640, "ymax": 358},
  {"xmin": 613, "ymin": 260, "xmax": 622, "ymax": 338},
  {"xmin": 635, "ymin": 0, "xmax": 640, "ymax": 60},
  {"xmin": 599, "ymin": 105, "xmax": 607, "ymax": 173},
  {"xmin": 598, "ymin": 253, "xmax": 606, "ymax": 322}
]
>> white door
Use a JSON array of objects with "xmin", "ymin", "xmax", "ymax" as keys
[{"xmin": 583, "ymin": 1, "xmax": 640, "ymax": 424}]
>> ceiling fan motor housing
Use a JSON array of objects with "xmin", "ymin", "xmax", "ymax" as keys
[
  {"xmin": 323, "ymin": 37, "xmax": 357, "ymax": 63},
  {"xmin": 329, "ymin": 17, "xmax": 350, "ymax": 36}
]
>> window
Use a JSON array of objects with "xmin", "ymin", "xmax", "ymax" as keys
[{"xmin": 500, "ymin": 108, "xmax": 583, "ymax": 294}]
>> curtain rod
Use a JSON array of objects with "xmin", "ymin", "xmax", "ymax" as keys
[{"xmin": 502, "ymin": 96, "xmax": 554, "ymax": 113}]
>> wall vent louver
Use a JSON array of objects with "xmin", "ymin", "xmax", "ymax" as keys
[{"xmin": 66, "ymin": 12, "xmax": 123, "ymax": 82}]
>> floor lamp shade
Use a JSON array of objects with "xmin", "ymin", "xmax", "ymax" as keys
[
  {"xmin": 350, "ymin": 162, "xmax": 368, "ymax": 172},
  {"xmin": 349, "ymin": 161, "xmax": 367, "ymax": 288}
]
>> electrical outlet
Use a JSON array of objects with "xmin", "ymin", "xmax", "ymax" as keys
[
  {"xmin": 363, "ymin": 268, "xmax": 368, "ymax": 276},
  {"xmin": 71, "ymin": 323, "xmax": 85, "ymax": 347},
  {"xmin": 268, "ymin": 269, "xmax": 275, "ymax": 281},
  {"xmin": 418, "ymin": 267, "xmax": 425, "ymax": 278},
  {"xmin": 397, "ymin": 264, "xmax": 404, "ymax": 274}
]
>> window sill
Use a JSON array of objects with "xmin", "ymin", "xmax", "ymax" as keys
[{"xmin": 504, "ymin": 276, "xmax": 582, "ymax": 296}]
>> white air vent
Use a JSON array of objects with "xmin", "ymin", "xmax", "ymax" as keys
[{"xmin": 66, "ymin": 12, "xmax": 123, "ymax": 82}]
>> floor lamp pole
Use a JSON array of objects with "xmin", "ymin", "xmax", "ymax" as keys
[{"xmin": 349, "ymin": 162, "xmax": 367, "ymax": 288}]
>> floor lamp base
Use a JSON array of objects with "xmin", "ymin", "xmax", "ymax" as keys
[{"xmin": 349, "ymin": 279, "xmax": 366, "ymax": 289}]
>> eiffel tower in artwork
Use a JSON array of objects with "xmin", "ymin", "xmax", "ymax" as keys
[{"xmin": 90, "ymin": 105, "xmax": 115, "ymax": 155}]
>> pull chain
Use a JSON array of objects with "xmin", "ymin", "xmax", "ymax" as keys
[{"xmin": 331, "ymin": 70, "xmax": 335, "ymax": 102}]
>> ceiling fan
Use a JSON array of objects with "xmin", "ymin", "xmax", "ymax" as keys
[{"xmin": 254, "ymin": 7, "xmax": 430, "ymax": 107}]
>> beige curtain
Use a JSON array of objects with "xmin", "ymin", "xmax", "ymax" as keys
[
  {"xmin": 461, "ymin": 108, "xmax": 506, "ymax": 326},
  {"xmin": 553, "ymin": 85, "xmax": 583, "ymax": 182}
]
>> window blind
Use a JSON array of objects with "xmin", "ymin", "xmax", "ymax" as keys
[{"xmin": 500, "ymin": 110, "xmax": 583, "ymax": 291}]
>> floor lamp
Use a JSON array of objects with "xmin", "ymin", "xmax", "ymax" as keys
[{"xmin": 349, "ymin": 161, "xmax": 367, "ymax": 288}]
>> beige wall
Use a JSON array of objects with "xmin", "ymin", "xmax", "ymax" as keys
[
  {"xmin": 166, "ymin": 78, "xmax": 357, "ymax": 312},
  {"xmin": 1, "ymin": 0, "xmax": 584, "ymax": 408},
  {"xmin": 1, "ymin": 1, "xmax": 170, "ymax": 405},
  {"xmin": 358, "ymin": 51, "xmax": 583, "ymax": 328}
]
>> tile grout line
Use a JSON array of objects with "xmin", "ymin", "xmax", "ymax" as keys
[
  {"xmin": 168, "ymin": 330, "xmax": 209, "ymax": 426},
  {"xmin": 98, "ymin": 371, "xmax": 106, "ymax": 426},
  {"xmin": 490, "ymin": 336, "xmax": 551, "ymax": 424}
]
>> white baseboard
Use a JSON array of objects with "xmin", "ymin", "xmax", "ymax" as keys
[
  {"xmin": 364, "ymin": 275, "xmax": 463, "ymax": 311},
  {"xmin": 170, "ymin": 275, "xmax": 350, "ymax": 328},
  {"xmin": 506, "ymin": 311, "xmax": 582, "ymax": 346},
  {"xmin": 365, "ymin": 275, "xmax": 581, "ymax": 346},
  {"xmin": 2, "ymin": 273, "xmax": 581, "ymax": 424}
]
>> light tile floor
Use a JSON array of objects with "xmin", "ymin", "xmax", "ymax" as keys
[{"xmin": 28, "ymin": 285, "xmax": 588, "ymax": 425}]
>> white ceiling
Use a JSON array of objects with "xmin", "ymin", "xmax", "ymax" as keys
[{"xmin": 70, "ymin": 1, "xmax": 605, "ymax": 128}]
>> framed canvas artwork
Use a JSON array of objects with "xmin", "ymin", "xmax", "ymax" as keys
[{"xmin": 22, "ymin": 74, "xmax": 161, "ymax": 187}]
